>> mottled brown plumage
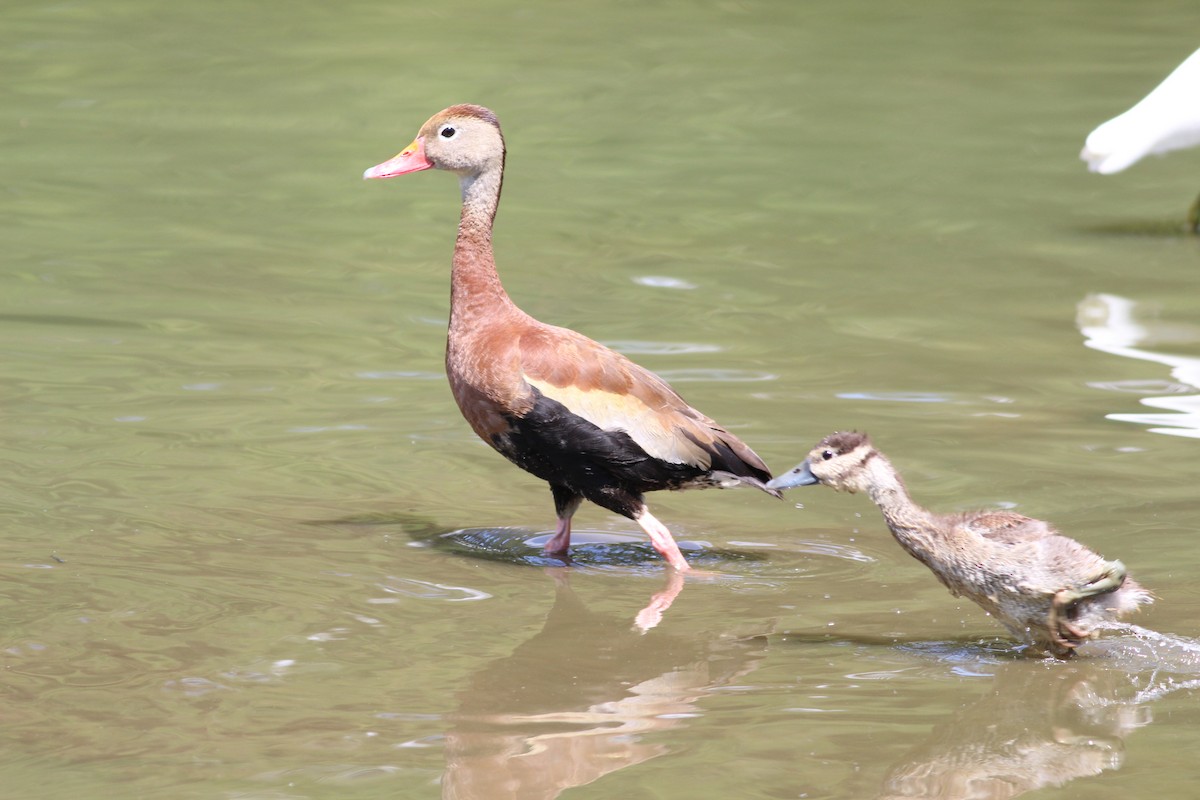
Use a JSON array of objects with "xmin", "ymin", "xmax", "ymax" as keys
[
  {"xmin": 365, "ymin": 105, "xmax": 777, "ymax": 571},
  {"xmin": 768, "ymin": 432, "xmax": 1152, "ymax": 656}
]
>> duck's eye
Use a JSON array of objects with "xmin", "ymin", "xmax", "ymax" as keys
[
  {"xmin": 821, "ymin": 450, "xmax": 834, "ymax": 461},
  {"xmin": 439, "ymin": 125, "xmax": 457, "ymax": 139}
]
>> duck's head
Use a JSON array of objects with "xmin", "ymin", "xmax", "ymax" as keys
[
  {"xmin": 364, "ymin": 104, "xmax": 505, "ymax": 180},
  {"xmin": 767, "ymin": 431, "xmax": 875, "ymax": 494}
]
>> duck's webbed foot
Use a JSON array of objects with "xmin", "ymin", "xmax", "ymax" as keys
[{"xmin": 1047, "ymin": 560, "xmax": 1127, "ymax": 648}]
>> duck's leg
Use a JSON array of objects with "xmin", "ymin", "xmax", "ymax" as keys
[
  {"xmin": 633, "ymin": 506, "xmax": 690, "ymax": 572},
  {"xmin": 544, "ymin": 485, "xmax": 582, "ymax": 558},
  {"xmin": 1049, "ymin": 560, "xmax": 1127, "ymax": 646}
]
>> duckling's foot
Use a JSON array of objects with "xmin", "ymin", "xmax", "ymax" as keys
[
  {"xmin": 1050, "ymin": 600, "xmax": 1089, "ymax": 647},
  {"xmin": 1047, "ymin": 561, "xmax": 1128, "ymax": 647}
]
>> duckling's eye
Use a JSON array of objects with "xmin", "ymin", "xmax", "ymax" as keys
[
  {"xmin": 821, "ymin": 450, "xmax": 834, "ymax": 461},
  {"xmin": 439, "ymin": 125, "xmax": 457, "ymax": 139}
]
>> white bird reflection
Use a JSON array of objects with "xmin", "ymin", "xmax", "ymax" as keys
[{"xmin": 1077, "ymin": 293, "xmax": 1200, "ymax": 438}]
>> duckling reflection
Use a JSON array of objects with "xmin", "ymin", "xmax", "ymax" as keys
[
  {"xmin": 1078, "ymin": 292, "xmax": 1200, "ymax": 438},
  {"xmin": 877, "ymin": 659, "xmax": 1149, "ymax": 800},
  {"xmin": 441, "ymin": 568, "xmax": 769, "ymax": 800}
]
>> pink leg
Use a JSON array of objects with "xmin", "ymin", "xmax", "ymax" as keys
[
  {"xmin": 634, "ymin": 508, "xmax": 690, "ymax": 572},
  {"xmin": 544, "ymin": 488, "xmax": 581, "ymax": 558},
  {"xmin": 543, "ymin": 515, "xmax": 572, "ymax": 557}
]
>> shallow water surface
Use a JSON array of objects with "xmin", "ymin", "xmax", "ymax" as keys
[{"xmin": 4, "ymin": 1, "xmax": 1200, "ymax": 798}]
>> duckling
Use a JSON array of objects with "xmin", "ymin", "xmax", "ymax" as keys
[{"xmin": 768, "ymin": 432, "xmax": 1153, "ymax": 657}]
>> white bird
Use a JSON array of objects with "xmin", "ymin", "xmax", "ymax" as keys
[{"xmin": 1081, "ymin": 47, "xmax": 1200, "ymax": 231}]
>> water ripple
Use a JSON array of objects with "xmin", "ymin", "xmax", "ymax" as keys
[
  {"xmin": 632, "ymin": 276, "xmax": 697, "ymax": 290},
  {"xmin": 431, "ymin": 526, "xmax": 737, "ymax": 571},
  {"xmin": 374, "ymin": 577, "xmax": 492, "ymax": 603},
  {"xmin": 355, "ymin": 370, "xmax": 445, "ymax": 380},
  {"xmin": 1088, "ymin": 379, "xmax": 1195, "ymax": 395},
  {"xmin": 838, "ymin": 391, "xmax": 951, "ymax": 403},
  {"xmin": 655, "ymin": 369, "xmax": 776, "ymax": 383},
  {"xmin": 604, "ymin": 340, "xmax": 722, "ymax": 355}
]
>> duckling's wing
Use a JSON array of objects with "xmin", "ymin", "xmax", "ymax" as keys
[{"xmin": 964, "ymin": 512, "xmax": 1056, "ymax": 545}]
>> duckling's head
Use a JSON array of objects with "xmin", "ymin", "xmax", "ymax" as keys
[
  {"xmin": 767, "ymin": 431, "xmax": 876, "ymax": 494},
  {"xmin": 364, "ymin": 104, "xmax": 505, "ymax": 180}
]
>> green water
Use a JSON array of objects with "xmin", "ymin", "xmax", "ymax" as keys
[{"xmin": 4, "ymin": 1, "xmax": 1200, "ymax": 797}]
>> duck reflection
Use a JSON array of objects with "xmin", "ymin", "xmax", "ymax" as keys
[
  {"xmin": 441, "ymin": 568, "xmax": 769, "ymax": 799},
  {"xmin": 877, "ymin": 657, "xmax": 1149, "ymax": 800},
  {"xmin": 427, "ymin": 524, "xmax": 766, "ymax": 633},
  {"xmin": 1077, "ymin": 292, "xmax": 1200, "ymax": 438}
]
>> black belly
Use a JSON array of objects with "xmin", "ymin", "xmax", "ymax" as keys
[{"xmin": 488, "ymin": 389, "xmax": 707, "ymax": 518}]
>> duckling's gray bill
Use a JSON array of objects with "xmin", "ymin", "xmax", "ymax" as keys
[{"xmin": 766, "ymin": 460, "xmax": 820, "ymax": 490}]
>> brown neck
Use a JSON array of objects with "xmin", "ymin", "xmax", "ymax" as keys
[
  {"xmin": 863, "ymin": 454, "xmax": 942, "ymax": 565},
  {"xmin": 450, "ymin": 166, "xmax": 515, "ymax": 326}
]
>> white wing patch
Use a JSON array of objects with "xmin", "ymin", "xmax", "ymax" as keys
[{"xmin": 525, "ymin": 376, "xmax": 710, "ymax": 467}]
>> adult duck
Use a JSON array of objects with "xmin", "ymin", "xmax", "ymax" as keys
[
  {"xmin": 768, "ymin": 432, "xmax": 1152, "ymax": 656},
  {"xmin": 364, "ymin": 104, "xmax": 778, "ymax": 571}
]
